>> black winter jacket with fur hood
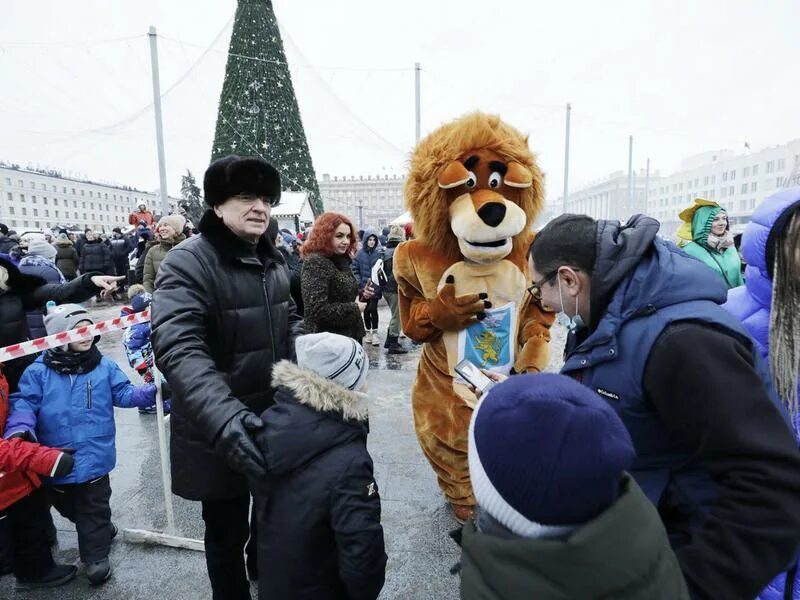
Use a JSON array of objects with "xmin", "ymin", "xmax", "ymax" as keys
[
  {"xmin": 254, "ymin": 361, "xmax": 386, "ymax": 600},
  {"xmin": 151, "ymin": 210, "xmax": 304, "ymax": 500}
]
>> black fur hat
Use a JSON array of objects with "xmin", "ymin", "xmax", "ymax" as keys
[{"xmin": 203, "ymin": 155, "xmax": 281, "ymax": 207}]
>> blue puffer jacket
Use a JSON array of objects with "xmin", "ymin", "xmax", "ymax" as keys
[
  {"xmin": 4, "ymin": 355, "xmax": 155, "ymax": 484},
  {"xmin": 352, "ymin": 230, "xmax": 382, "ymax": 299},
  {"xmin": 724, "ymin": 187, "xmax": 800, "ymax": 600},
  {"xmin": 18, "ymin": 254, "xmax": 66, "ymax": 339}
]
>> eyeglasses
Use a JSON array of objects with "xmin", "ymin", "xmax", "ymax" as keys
[
  {"xmin": 526, "ymin": 267, "xmax": 579, "ymax": 301},
  {"xmin": 233, "ymin": 194, "xmax": 281, "ymax": 207}
]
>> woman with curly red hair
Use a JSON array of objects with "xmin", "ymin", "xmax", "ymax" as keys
[{"xmin": 300, "ymin": 213, "xmax": 366, "ymax": 342}]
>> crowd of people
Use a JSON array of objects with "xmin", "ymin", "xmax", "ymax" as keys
[{"xmin": 0, "ymin": 152, "xmax": 797, "ymax": 600}]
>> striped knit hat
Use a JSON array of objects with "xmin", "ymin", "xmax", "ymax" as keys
[{"xmin": 295, "ymin": 333, "xmax": 368, "ymax": 391}]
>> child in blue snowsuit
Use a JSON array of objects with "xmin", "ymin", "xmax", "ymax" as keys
[{"xmin": 4, "ymin": 302, "xmax": 156, "ymax": 585}]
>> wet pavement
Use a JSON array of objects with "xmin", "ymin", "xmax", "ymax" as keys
[{"xmin": 1, "ymin": 300, "xmax": 566, "ymax": 599}]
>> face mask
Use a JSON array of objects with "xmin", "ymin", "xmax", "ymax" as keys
[{"xmin": 556, "ymin": 275, "xmax": 585, "ymax": 332}]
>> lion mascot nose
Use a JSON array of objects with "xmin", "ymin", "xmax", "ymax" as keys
[{"xmin": 477, "ymin": 202, "xmax": 507, "ymax": 227}]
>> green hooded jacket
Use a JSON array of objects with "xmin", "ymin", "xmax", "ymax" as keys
[
  {"xmin": 459, "ymin": 476, "xmax": 689, "ymax": 600},
  {"xmin": 681, "ymin": 205, "xmax": 744, "ymax": 289}
]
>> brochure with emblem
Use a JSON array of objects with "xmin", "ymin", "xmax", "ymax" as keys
[{"xmin": 455, "ymin": 303, "xmax": 516, "ymax": 386}]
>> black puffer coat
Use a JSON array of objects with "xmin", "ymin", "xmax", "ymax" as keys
[
  {"xmin": 0, "ymin": 254, "xmax": 101, "ymax": 391},
  {"xmin": 301, "ymin": 252, "xmax": 365, "ymax": 342},
  {"xmin": 78, "ymin": 239, "xmax": 113, "ymax": 275},
  {"xmin": 255, "ymin": 361, "xmax": 386, "ymax": 600},
  {"xmin": 151, "ymin": 210, "xmax": 304, "ymax": 501}
]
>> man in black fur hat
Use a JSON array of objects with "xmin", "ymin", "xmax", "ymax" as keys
[{"xmin": 151, "ymin": 156, "xmax": 304, "ymax": 599}]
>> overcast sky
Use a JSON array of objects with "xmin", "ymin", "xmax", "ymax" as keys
[{"xmin": 1, "ymin": 0, "xmax": 798, "ymax": 206}]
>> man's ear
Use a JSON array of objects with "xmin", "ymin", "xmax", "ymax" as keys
[{"xmin": 557, "ymin": 266, "xmax": 583, "ymax": 292}]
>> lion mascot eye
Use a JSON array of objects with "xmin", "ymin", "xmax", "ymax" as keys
[
  {"xmin": 488, "ymin": 172, "xmax": 503, "ymax": 189},
  {"xmin": 465, "ymin": 172, "xmax": 478, "ymax": 189}
]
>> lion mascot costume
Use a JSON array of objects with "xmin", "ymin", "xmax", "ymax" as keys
[{"xmin": 394, "ymin": 112, "xmax": 553, "ymax": 521}]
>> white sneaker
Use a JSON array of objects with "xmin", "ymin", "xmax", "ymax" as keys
[{"xmin": 371, "ymin": 330, "xmax": 380, "ymax": 346}]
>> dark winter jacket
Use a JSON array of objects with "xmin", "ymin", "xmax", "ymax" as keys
[
  {"xmin": 724, "ymin": 188, "xmax": 800, "ymax": 600},
  {"xmin": 5, "ymin": 355, "xmax": 154, "ymax": 485},
  {"xmin": 142, "ymin": 234, "xmax": 186, "ymax": 293},
  {"xmin": 351, "ymin": 231, "xmax": 382, "ymax": 299},
  {"xmin": 109, "ymin": 235, "xmax": 131, "ymax": 262},
  {"xmin": 459, "ymin": 475, "xmax": 689, "ymax": 599},
  {"xmin": 561, "ymin": 216, "xmax": 800, "ymax": 600},
  {"xmin": 255, "ymin": 361, "xmax": 386, "ymax": 600},
  {"xmin": 379, "ymin": 241, "xmax": 399, "ymax": 294},
  {"xmin": 278, "ymin": 246, "xmax": 303, "ymax": 316},
  {"xmin": 0, "ymin": 254, "xmax": 102, "ymax": 392},
  {"xmin": 302, "ymin": 252, "xmax": 365, "ymax": 342},
  {"xmin": 151, "ymin": 210, "xmax": 304, "ymax": 501},
  {"xmin": 54, "ymin": 241, "xmax": 79, "ymax": 280},
  {"xmin": 78, "ymin": 238, "xmax": 113, "ymax": 275},
  {"xmin": 18, "ymin": 254, "xmax": 65, "ymax": 340}
]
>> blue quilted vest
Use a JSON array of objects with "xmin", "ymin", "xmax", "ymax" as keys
[{"xmin": 561, "ymin": 240, "xmax": 781, "ymax": 534}]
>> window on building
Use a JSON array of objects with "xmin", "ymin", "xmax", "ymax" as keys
[
  {"xmin": 104, "ymin": 193, "xmax": 108, "ymax": 199},
  {"xmin": 33, "ymin": 209, "xmax": 38, "ymax": 217},
  {"xmin": 739, "ymin": 199, "xmax": 747, "ymax": 211},
  {"xmin": 89, "ymin": 191, "xmax": 94, "ymax": 198},
  {"xmin": 777, "ymin": 158, "xmax": 786, "ymax": 171},
  {"xmin": 105, "ymin": 204, "xmax": 109, "ymax": 212},
  {"xmin": 40, "ymin": 183, "xmax": 46, "ymax": 190},
  {"xmin": 751, "ymin": 182, "xmax": 758, "ymax": 192},
  {"xmin": 741, "ymin": 184, "xmax": 748, "ymax": 194},
  {"xmin": 703, "ymin": 176, "xmax": 709, "ymax": 185},
  {"xmin": 766, "ymin": 160, "xmax": 775, "ymax": 173},
  {"xmin": 55, "ymin": 210, "xmax": 59, "ymax": 218},
  {"xmin": 743, "ymin": 166, "xmax": 750, "ymax": 177},
  {"xmin": 81, "ymin": 190, "xmax": 85, "ymax": 196},
  {"xmin": 8, "ymin": 206, "xmax": 14, "ymax": 215},
  {"xmin": 711, "ymin": 175, "xmax": 716, "ymax": 184},
  {"xmin": 31, "ymin": 196, "xmax": 36, "ymax": 204},
  {"xmin": 730, "ymin": 170, "xmax": 736, "ymax": 180},
  {"xmin": 44, "ymin": 209, "xmax": 49, "ymax": 218},
  {"xmin": 54, "ymin": 198, "xmax": 58, "ymax": 206},
  {"xmin": 750, "ymin": 198, "xmax": 757, "ymax": 209},
  {"xmin": 721, "ymin": 187, "xmax": 728, "ymax": 198},
  {"xmin": 752, "ymin": 164, "xmax": 759, "ymax": 176},
  {"xmin": 74, "ymin": 212, "xmax": 79, "ymax": 219},
  {"xmin": 729, "ymin": 185, "xmax": 734, "ymax": 196},
  {"xmin": 776, "ymin": 177, "xmax": 784, "ymax": 187},
  {"xmin": 21, "ymin": 207, "xmax": 27, "ymax": 216},
  {"xmin": 4, "ymin": 178, "xmax": 10, "ymax": 185},
  {"xmin": 22, "ymin": 221, "xmax": 29, "ymax": 227},
  {"xmin": 43, "ymin": 197, "xmax": 47, "ymax": 205},
  {"xmin": 73, "ymin": 200, "xmax": 77, "ymax": 208},
  {"xmin": 90, "ymin": 203, "xmax": 94, "ymax": 210},
  {"xmin": 694, "ymin": 178, "xmax": 699, "ymax": 187},
  {"xmin": 71, "ymin": 188, "xmax": 76, "ymax": 194},
  {"xmin": 34, "ymin": 221, "xmax": 40, "ymax": 228},
  {"xmin": 82, "ymin": 213, "xmax": 87, "ymax": 220},
  {"xmin": 82, "ymin": 202, "xmax": 86, "ymax": 209},
  {"xmin": 19, "ymin": 194, "xmax": 25, "ymax": 203},
  {"xmin": 91, "ymin": 214, "xmax": 95, "ymax": 221},
  {"xmin": 6, "ymin": 192, "xmax": 11, "ymax": 202},
  {"xmin": 722, "ymin": 172, "xmax": 728, "ymax": 182},
  {"xmin": 29, "ymin": 181, "xmax": 35, "ymax": 189},
  {"xmin": 51, "ymin": 185, "xmax": 56, "ymax": 192},
  {"xmin": 687, "ymin": 180, "xmax": 692, "ymax": 190}
]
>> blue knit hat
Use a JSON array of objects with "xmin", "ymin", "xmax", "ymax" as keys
[{"xmin": 468, "ymin": 373, "xmax": 635, "ymax": 537}]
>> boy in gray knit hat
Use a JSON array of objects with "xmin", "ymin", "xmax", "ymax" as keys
[{"xmin": 252, "ymin": 332, "xmax": 386, "ymax": 599}]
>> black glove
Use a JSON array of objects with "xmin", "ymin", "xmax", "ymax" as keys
[
  {"xmin": 6, "ymin": 431, "xmax": 35, "ymax": 442},
  {"xmin": 53, "ymin": 451, "xmax": 75, "ymax": 477},
  {"xmin": 214, "ymin": 411, "xmax": 267, "ymax": 482}
]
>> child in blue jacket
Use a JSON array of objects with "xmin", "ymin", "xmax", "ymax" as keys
[{"xmin": 4, "ymin": 302, "xmax": 156, "ymax": 586}]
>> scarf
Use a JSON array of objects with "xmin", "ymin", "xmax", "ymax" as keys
[
  {"xmin": 43, "ymin": 345, "xmax": 102, "ymax": 375},
  {"xmin": 706, "ymin": 230, "xmax": 734, "ymax": 251}
]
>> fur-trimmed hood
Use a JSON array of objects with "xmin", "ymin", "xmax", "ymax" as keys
[{"xmin": 257, "ymin": 361, "xmax": 369, "ymax": 475}]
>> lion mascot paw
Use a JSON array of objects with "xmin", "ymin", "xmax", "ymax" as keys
[{"xmin": 393, "ymin": 112, "xmax": 554, "ymax": 517}]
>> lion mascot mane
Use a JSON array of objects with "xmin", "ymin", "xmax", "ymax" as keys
[{"xmin": 394, "ymin": 112, "xmax": 553, "ymax": 520}]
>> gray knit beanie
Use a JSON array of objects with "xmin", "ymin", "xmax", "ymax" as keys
[
  {"xmin": 44, "ymin": 303, "xmax": 93, "ymax": 337},
  {"xmin": 295, "ymin": 333, "xmax": 369, "ymax": 391}
]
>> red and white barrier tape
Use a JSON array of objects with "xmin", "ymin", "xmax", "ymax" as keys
[{"xmin": 0, "ymin": 309, "xmax": 150, "ymax": 363}]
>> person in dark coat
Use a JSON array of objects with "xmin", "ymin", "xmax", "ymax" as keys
[
  {"xmin": 504, "ymin": 213, "xmax": 800, "ymax": 600},
  {"xmin": 54, "ymin": 233, "xmax": 79, "ymax": 281},
  {"xmin": 267, "ymin": 219, "xmax": 304, "ymax": 316},
  {"xmin": 458, "ymin": 373, "xmax": 688, "ymax": 599},
  {"xmin": 352, "ymin": 230, "xmax": 383, "ymax": 346},
  {"xmin": 150, "ymin": 155, "xmax": 304, "ymax": 600},
  {"xmin": 109, "ymin": 228, "xmax": 131, "ymax": 291},
  {"xmin": 301, "ymin": 213, "xmax": 366, "ymax": 342},
  {"xmin": 78, "ymin": 230, "xmax": 113, "ymax": 276},
  {"xmin": 18, "ymin": 239, "xmax": 65, "ymax": 339},
  {"xmin": 0, "ymin": 223, "xmax": 19, "ymax": 255},
  {"xmin": 379, "ymin": 224, "xmax": 407, "ymax": 354},
  {"xmin": 74, "ymin": 230, "xmax": 89, "ymax": 258},
  {"xmin": 255, "ymin": 333, "xmax": 386, "ymax": 600}
]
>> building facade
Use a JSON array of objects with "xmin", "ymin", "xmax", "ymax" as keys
[
  {"xmin": 0, "ymin": 164, "xmax": 176, "ymax": 233},
  {"xmin": 557, "ymin": 139, "xmax": 800, "ymax": 239},
  {"xmin": 318, "ymin": 173, "xmax": 405, "ymax": 231}
]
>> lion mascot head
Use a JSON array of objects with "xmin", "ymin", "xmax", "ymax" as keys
[{"xmin": 405, "ymin": 112, "xmax": 545, "ymax": 265}]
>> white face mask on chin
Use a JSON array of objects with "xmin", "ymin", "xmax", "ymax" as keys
[{"xmin": 556, "ymin": 275, "xmax": 586, "ymax": 332}]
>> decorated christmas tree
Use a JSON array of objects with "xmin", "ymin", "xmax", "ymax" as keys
[{"xmin": 211, "ymin": 0, "xmax": 322, "ymax": 213}]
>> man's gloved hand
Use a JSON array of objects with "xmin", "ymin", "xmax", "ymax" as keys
[
  {"xmin": 428, "ymin": 275, "xmax": 490, "ymax": 332},
  {"xmin": 214, "ymin": 411, "xmax": 267, "ymax": 482},
  {"xmin": 131, "ymin": 383, "xmax": 158, "ymax": 408}
]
